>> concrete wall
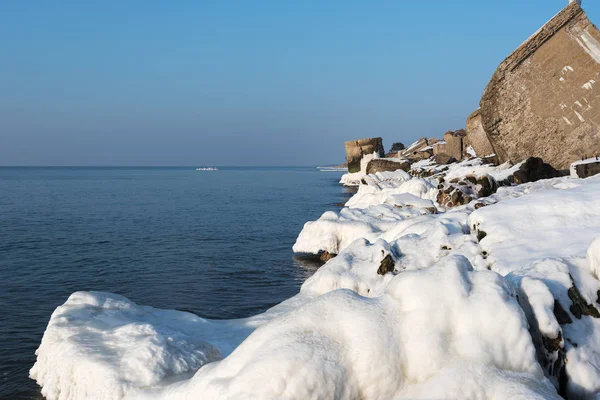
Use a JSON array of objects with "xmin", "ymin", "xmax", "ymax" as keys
[
  {"xmin": 464, "ymin": 109, "xmax": 496, "ymax": 157},
  {"xmin": 479, "ymin": 2, "xmax": 600, "ymax": 169},
  {"xmin": 344, "ymin": 138, "xmax": 385, "ymax": 173},
  {"xmin": 443, "ymin": 130, "xmax": 466, "ymax": 161}
]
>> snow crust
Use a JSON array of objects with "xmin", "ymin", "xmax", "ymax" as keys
[
  {"xmin": 134, "ymin": 256, "xmax": 558, "ymax": 400},
  {"xmin": 31, "ymin": 157, "xmax": 600, "ymax": 399}
]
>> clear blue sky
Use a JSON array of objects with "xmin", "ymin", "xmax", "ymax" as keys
[{"xmin": 1, "ymin": 0, "xmax": 598, "ymax": 166}]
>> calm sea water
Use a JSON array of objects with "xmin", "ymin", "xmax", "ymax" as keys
[{"xmin": 0, "ymin": 167, "xmax": 350, "ymax": 399}]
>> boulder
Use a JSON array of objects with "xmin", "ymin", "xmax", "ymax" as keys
[
  {"xmin": 319, "ymin": 251, "xmax": 337, "ymax": 263},
  {"xmin": 572, "ymin": 160, "xmax": 600, "ymax": 178},
  {"xmin": 509, "ymin": 157, "xmax": 562, "ymax": 184},
  {"xmin": 344, "ymin": 138, "xmax": 385, "ymax": 173},
  {"xmin": 366, "ymin": 159, "xmax": 411, "ymax": 175},
  {"xmin": 464, "ymin": 109, "xmax": 495, "ymax": 158},
  {"xmin": 476, "ymin": 174, "xmax": 498, "ymax": 198},
  {"xmin": 377, "ymin": 254, "xmax": 395, "ymax": 275},
  {"xmin": 432, "ymin": 153, "xmax": 457, "ymax": 165}
]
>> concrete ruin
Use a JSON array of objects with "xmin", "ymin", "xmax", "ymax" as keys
[
  {"xmin": 474, "ymin": 1, "xmax": 600, "ymax": 169},
  {"xmin": 432, "ymin": 130, "xmax": 467, "ymax": 161},
  {"xmin": 366, "ymin": 159, "xmax": 411, "ymax": 174},
  {"xmin": 344, "ymin": 138, "xmax": 385, "ymax": 173},
  {"xmin": 464, "ymin": 110, "xmax": 495, "ymax": 157},
  {"xmin": 400, "ymin": 138, "xmax": 437, "ymax": 161}
]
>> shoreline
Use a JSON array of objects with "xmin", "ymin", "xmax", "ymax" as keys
[{"xmin": 29, "ymin": 156, "xmax": 600, "ymax": 399}]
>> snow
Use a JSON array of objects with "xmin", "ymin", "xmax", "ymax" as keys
[
  {"xmin": 30, "ymin": 291, "xmax": 312, "ymax": 400},
  {"xmin": 469, "ymin": 174, "xmax": 600, "ymax": 275},
  {"xmin": 121, "ymin": 256, "xmax": 558, "ymax": 400},
  {"xmin": 588, "ymin": 236, "xmax": 600, "ymax": 279},
  {"xmin": 577, "ymin": 30, "xmax": 600, "ymax": 64},
  {"xmin": 466, "ymin": 145, "xmax": 477, "ymax": 157},
  {"xmin": 31, "ymin": 157, "xmax": 600, "ymax": 399},
  {"xmin": 583, "ymin": 79, "xmax": 596, "ymax": 90}
]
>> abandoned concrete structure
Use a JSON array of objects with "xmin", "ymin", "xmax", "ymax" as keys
[
  {"xmin": 474, "ymin": 1, "xmax": 600, "ymax": 169},
  {"xmin": 464, "ymin": 110, "xmax": 495, "ymax": 157},
  {"xmin": 432, "ymin": 130, "xmax": 467, "ymax": 161},
  {"xmin": 343, "ymin": 3, "xmax": 600, "ymax": 173},
  {"xmin": 344, "ymin": 138, "xmax": 385, "ymax": 173}
]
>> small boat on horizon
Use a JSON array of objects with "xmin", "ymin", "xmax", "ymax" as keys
[{"xmin": 196, "ymin": 167, "xmax": 219, "ymax": 171}]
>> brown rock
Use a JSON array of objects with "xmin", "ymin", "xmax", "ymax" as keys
[
  {"xmin": 366, "ymin": 159, "xmax": 411, "ymax": 175},
  {"xmin": 464, "ymin": 109, "xmax": 496, "ymax": 158},
  {"xmin": 432, "ymin": 153, "xmax": 457, "ymax": 165},
  {"xmin": 476, "ymin": 174, "xmax": 498, "ymax": 197},
  {"xmin": 319, "ymin": 251, "xmax": 337, "ymax": 262},
  {"xmin": 377, "ymin": 254, "xmax": 395, "ymax": 276}
]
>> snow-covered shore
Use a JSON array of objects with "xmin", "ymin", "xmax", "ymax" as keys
[{"xmin": 31, "ymin": 158, "xmax": 600, "ymax": 399}]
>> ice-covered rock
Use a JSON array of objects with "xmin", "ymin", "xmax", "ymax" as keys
[{"xmin": 30, "ymin": 292, "xmax": 223, "ymax": 400}]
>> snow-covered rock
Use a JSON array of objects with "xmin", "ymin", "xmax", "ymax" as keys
[
  {"xmin": 31, "ymin": 158, "xmax": 600, "ymax": 400},
  {"xmin": 127, "ymin": 256, "xmax": 559, "ymax": 400}
]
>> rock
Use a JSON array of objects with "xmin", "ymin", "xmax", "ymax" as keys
[
  {"xmin": 474, "ymin": 202, "xmax": 487, "ymax": 210},
  {"xmin": 344, "ymin": 138, "xmax": 385, "ymax": 173},
  {"xmin": 553, "ymin": 300, "xmax": 573, "ymax": 325},
  {"xmin": 377, "ymin": 254, "xmax": 395, "ymax": 275},
  {"xmin": 509, "ymin": 157, "xmax": 562, "ymax": 184},
  {"xmin": 474, "ymin": 2, "xmax": 600, "ymax": 169},
  {"xmin": 320, "ymin": 251, "xmax": 337, "ymax": 262},
  {"xmin": 366, "ymin": 159, "xmax": 411, "ymax": 175},
  {"xmin": 568, "ymin": 282, "xmax": 600, "ymax": 319},
  {"xmin": 476, "ymin": 174, "xmax": 498, "ymax": 198},
  {"xmin": 573, "ymin": 160, "xmax": 600, "ymax": 178},
  {"xmin": 542, "ymin": 331, "xmax": 563, "ymax": 353},
  {"xmin": 437, "ymin": 186, "xmax": 473, "ymax": 208},
  {"xmin": 464, "ymin": 109, "xmax": 496, "ymax": 158},
  {"xmin": 432, "ymin": 153, "xmax": 457, "ymax": 165},
  {"xmin": 476, "ymin": 230, "xmax": 487, "ymax": 242}
]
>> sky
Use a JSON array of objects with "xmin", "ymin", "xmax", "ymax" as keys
[{"xmin": 1, "ymin": 0, "xmax": 599, "ymax": 166}]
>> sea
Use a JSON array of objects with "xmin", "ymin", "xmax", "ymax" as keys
[{"xmin": 0, "ymin": 166, "xmax": 351, "ymax": 399}]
